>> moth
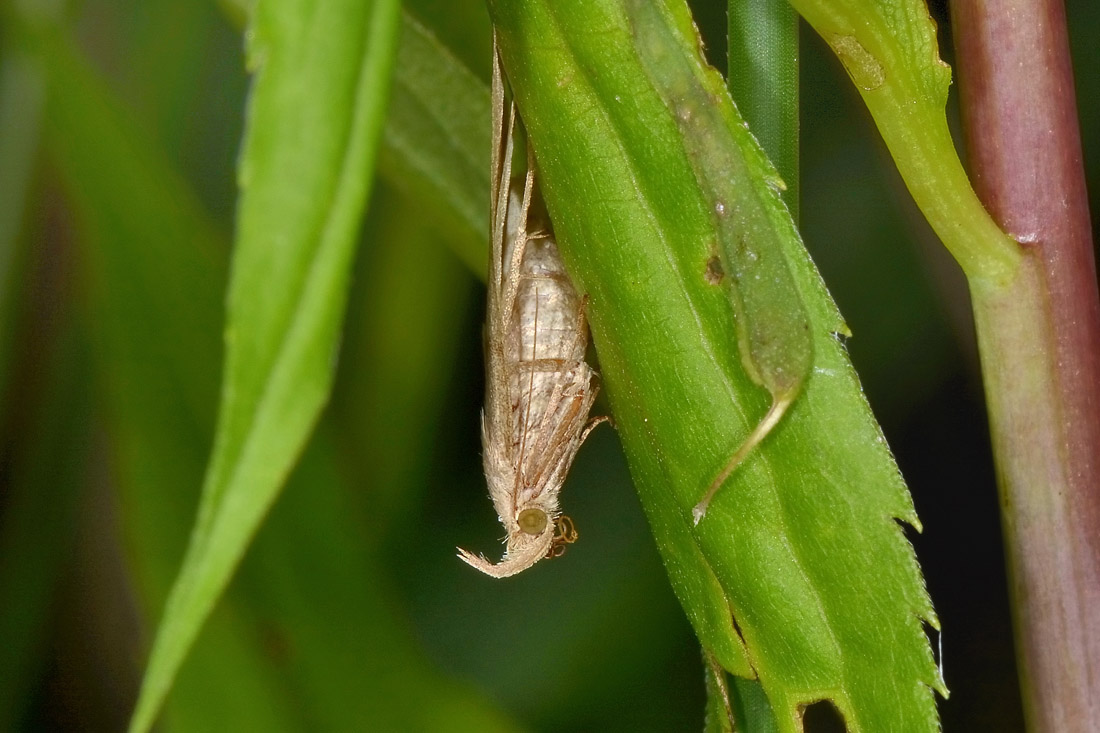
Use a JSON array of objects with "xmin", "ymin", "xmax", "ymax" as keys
[{"xmin": 457, "ymin": 44, "xmax": 605, "ymax": 578}]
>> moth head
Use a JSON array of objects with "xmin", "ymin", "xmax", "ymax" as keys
[{"xmin": 517, "ymin": 507, "xmax": 549, "ymax": 536}]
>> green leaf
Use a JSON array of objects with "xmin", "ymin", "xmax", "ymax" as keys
[
  {"xmin": 704, "ymin": 653, "xmax": 783, "ymax": 733},
  {"xmin": 718, "ymin": 4, "xmax": 801, "ymax": 723},
  {"xmin": 787, "ymin": 0, "xmax": 1020, "ymax": 285},
  {"xmin": 30, "ymin": 10, "xmax": 517, "ymax": 730},
  {"xmin": 490, "ymin": 0, "xmax": 943, "ymax": 729},
  {"xmin": 36, "ymin": 21, "xmax": 301, "ymax": 731},
  {"xmin": 213, "ymin": 8, "xmax": 494, "ymax": 277},
  {"xmin": 127, "ymin": 0, "xmax": 403, "ymax": 728},
  {"xmin": 379, "ymin": 15, "xmax": 491, "ymax": 275},
  {"xmin": 730, "ymin": 676, "xmax": 782, "ymax": 733}
]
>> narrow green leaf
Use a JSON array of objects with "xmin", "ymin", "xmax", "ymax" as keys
[
  {"xmin": 787, "ymin": 0, "xmax": 1020, "ymax": 284},
  {"xmin": 128, "ymin": 0, "xmax": 402, "ymax": 728},
  {"xmin": 490, "ymin": 0, "xmax": 943, "ymax": 729},
  {"xmin": 212, "ymin": 8, "xmax": 493, "ymax": 276},
  {"xmin": 121, "ymin": 0, "xmax": 219, "ymax": 155},
  {"xmin": 35, "ymin": 27, "xmax": 304, "ymax": 733},
  {"xmin": 32, "ymin": 21, "xmax": 303, "ymax": 731},
  {"xmin": 379, "ymin": 15, "xmax": 491, "ymax": 275},
  {"xmin": 30, "ymin": 10, "xmax": 516, "ymax": 729},
  {"xmin": 36, "ymin": 23, "xmax": 226, "ymax": 589},
  {"xmin": 730, "ymin": 676, "xmax": 782, "ymax": 733},
  {"xmin": 636, "ymin": 0, "xmax": 812, "ymax": 526}
]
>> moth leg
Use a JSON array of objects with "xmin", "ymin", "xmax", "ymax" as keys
[
  {"xmin": 555, "ymin": 514, "xmax": 579, "ymax": 543},
  {"xmin": 692, "ymin": 394, "xmax": 794, "ymax": 525},
  {"xmin": 578, "ymin": 414, "xmax": 610, "ymax": 445},
  {"xmin": 531, "ymin": 411, "xmax": 607, "ymax": 486}
]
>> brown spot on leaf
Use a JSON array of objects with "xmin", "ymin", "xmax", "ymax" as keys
[{"xmin": 705, "ymin": 255, "xmax": 725, "ymax": 285}]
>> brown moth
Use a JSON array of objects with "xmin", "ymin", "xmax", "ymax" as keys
[{"xmin": 457, "ymin": 43, "xmax": 605, "ymax": 578}]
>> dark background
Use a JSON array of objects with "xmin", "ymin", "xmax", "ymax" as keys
[{"xmin": 1, "ymin": 0, "xmax": 1096, "ymax": 729}]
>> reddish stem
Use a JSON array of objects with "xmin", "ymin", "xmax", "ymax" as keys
[{"xmin": 951, "ymin": 0, "xmax": 1100, "ymax": 729}]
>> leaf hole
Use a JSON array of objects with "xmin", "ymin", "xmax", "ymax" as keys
[{"xmin": 802, "ymin": 699, "xmax": 848, "ymax": 732}]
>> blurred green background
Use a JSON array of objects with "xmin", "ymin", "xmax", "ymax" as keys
[{"xmin": 0, "ymin": 0, "xmax": 1096, "ymax": 730}]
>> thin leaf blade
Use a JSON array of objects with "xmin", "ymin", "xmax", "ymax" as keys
[
  {"xmin": 35, "ymin": 22, "xmax": 300, "ymax": 731},
  {"xmin": 34, "ymin": 16, "xmax": 519, "ymax": 728},
  {"xmin": 379, "ymin": 15, "xmax": 491, "ymax": 275},
  {"xmin": 129, "ymin": 0, "xmax": 402, "ymax": 729}
]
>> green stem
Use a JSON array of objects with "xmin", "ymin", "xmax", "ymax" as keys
[
  {"xmin": 786, "ymin": 0, "xmax": 1021, "ymax": 285},
  {"xmin": 952, "ymin": 0, "xmax": 1100, "ymax": 728},
  {"xmin": 727, "ymin": 0, "xmax": 799, "ymax": 219},
  {"xmin": 969, "ymin": 264, "xmax": 1100, "ymax": 731}
]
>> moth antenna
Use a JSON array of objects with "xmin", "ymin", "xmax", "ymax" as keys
[{"xmin": 578, "ymin": 414, "xmax": 611, "ymax": 445}]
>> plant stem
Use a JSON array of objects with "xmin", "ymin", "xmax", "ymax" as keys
[
  {"xmin": 727, "ymin": 0, "xmax": 800, "ymax": 219},
  {"xmin": 723, "ymin": 4, "xmax": 801, "ymax": 727},
  {"xmin": 951, "ymin": 1, "xmax": 1100, "ymax": 729}
]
